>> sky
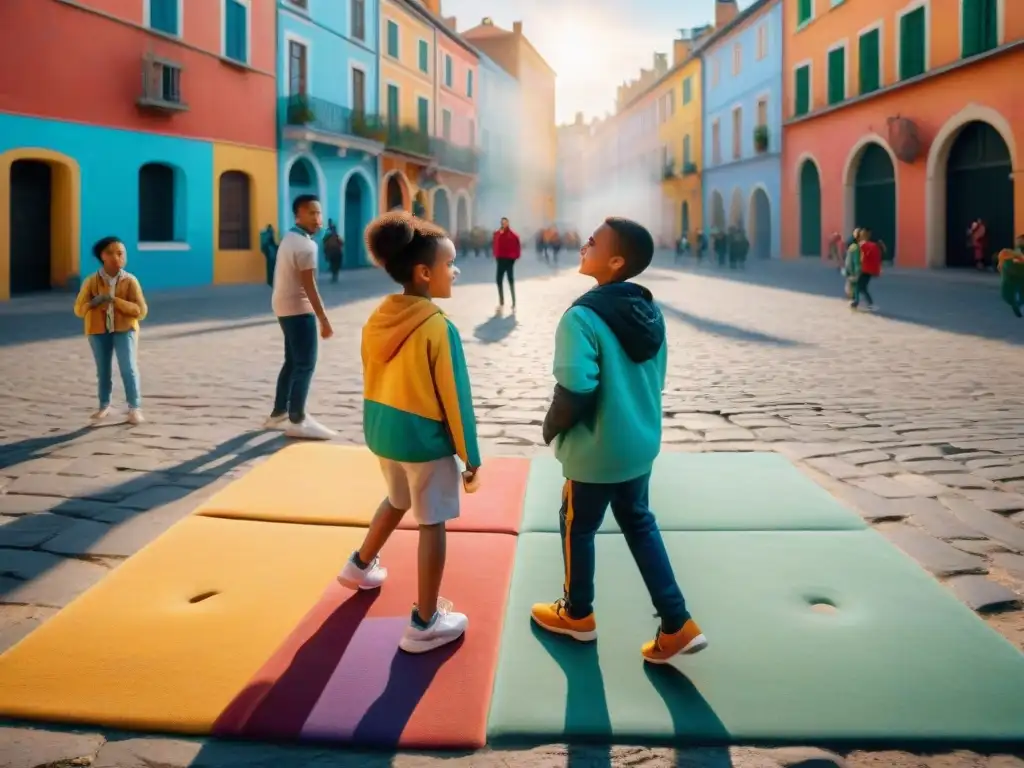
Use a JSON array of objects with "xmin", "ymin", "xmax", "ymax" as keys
[{"xmin": 441, "ymin": 0, "xmax": 756, "ymax": 124}]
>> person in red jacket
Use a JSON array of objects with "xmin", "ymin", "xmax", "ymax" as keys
[
  {"xmin": 854, "ymin": 228, "xmax": 882, "ymax": 311},
  {"xmin": 492, "ymin": 217, "xmax": 521, "ymax": 314}
]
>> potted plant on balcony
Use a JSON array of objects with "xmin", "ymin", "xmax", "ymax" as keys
[
  {"xmin": 352, "ymin": 112, "xmax": 386, "ymax": 142},
  {"xmin": 289, "ymin": 95, "xmax": 316, "ymax": 125},
  {"xmin": 754, "ymin": 124, "xmax": 769, "ymax": 153},
  {"xmin": 662, "ymin": 162, "xmax": 676, "ymax": 180},
  {"xmin": 682, "ymin": 161, "xmax": 698, "ymax": 176}
]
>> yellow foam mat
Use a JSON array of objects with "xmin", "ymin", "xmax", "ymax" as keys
[
  {"xmin": 0, "ymin": 515, "xmax": 363, "ymax": 733},
  {"xmin": 194, "ymin": 443, "xmax": 388, "ymax": 526}
]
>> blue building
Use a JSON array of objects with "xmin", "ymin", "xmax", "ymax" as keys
[
  {"xmin": 278, "ymin": 0, "xmax": 381, "ymax": 268},
  {"xmin": 475, "ymin": 52, "xmax": 524, "ymax": 232},
  {"xmin": 700, "ymin": 0, "xmax": 782, "ymax": 260}
]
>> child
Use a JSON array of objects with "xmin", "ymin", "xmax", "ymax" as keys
[
  {"xmin": 73, "ymin": 237, "xmax": 148, "ymax": 425},
  {"xmin": 533, "ymin": 217, "xmax": 706, "ymax": 664},
  {"xmin": 844, "ymin": 232, "xmax": 861, "ymax": 304},
  {"xmin": 997, "ymin": 235, "xmax": 1024, "ymax": 318},
  {"xmin": 338, "ymin": 213, "xmax": 481, "ymax": 654},
  {"xmin": 265, "ymin": 194, "xmax": 336, "ymax": 440},
  {"xmin": 854, "ymin": 228, "xmax": 882, "ymax": 311}
]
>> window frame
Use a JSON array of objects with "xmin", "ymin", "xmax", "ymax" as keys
[
  {"xmin": 386, "ymin": 19, "xmax": 400, "ymax": 59},
  {"xmin": 144, "ymin": 0, "xmax": 183, "ymax": 37},
  {"xmin": 284, "ymin": 32, "xmax": 311, "ymax": 96},
  {"xmin": 857, "ymin": 21, "xmax": 884, "ymax": 95},
  {"xmin": 896, "ymin": 0, "xmax": 930, "ymax": 81},
  {"xmin": 222, "ymin": 0, "xmax": 251, "ymax": 65},
  {"xmin": 792, "ymin": 60, "xmax": 812, "ymax": 117},
  {"xmin": 826, "ymin": 39, "xmax": 849, "ymax": 105}
]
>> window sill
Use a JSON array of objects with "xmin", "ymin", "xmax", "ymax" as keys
[
  {"xmin": 138, "ymin": 242, "xmax": 191, "ymax": 252},
  {"xmin": 220, "ymin": 55, "xmax": 253, "ymax": 71}
]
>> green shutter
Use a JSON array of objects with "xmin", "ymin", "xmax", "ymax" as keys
[
  {"xmin": 417, "ymin": 97, "xmax": 429, "ymax": 134},
  {"xmin": 150, "ymin": 0, "xmax": 178, "ymax": 34},
  {"xmin": 683, "ymin": 135, "xmax": 691, "ymax": 164},
  {"xmin": 445, "ymin": 56, "xmax": 452, "ymax": 86},
  {"xmin": 797, "ymin": 0, "xmax": 812, "ymax": 26},
  {"xmin": 682, "ymin": 77, "xmax": 692, "ymax": 104},
  {"xmin": 387, "ymin": 84, "xmax": 399, "ymax": 128},
  {"xmin": 827, "ymin": 46, "xmax": 846, "ymax": 105},
  {"xmin": 418, "ymin": 40, "xmax": 428, "ymax": 72},
  {"xmin": 794, "ymin": 65, "xmax": 810, "ymax": 116},
  {"xmin": 858, "ymin": 29, "xmax": 880, "ymax": 94},
  {"xmin": 467, "ymin": 70, "xmax": 473, "ymax": 97},
  {"xmin": 225, "ymin": 0, "xmax": 247, "ymax": 62},
  {"xmin": 899, "ymin": 7, "xmax": 926, "ymax": 80},
  {"xmin": 387, "ymin": 21, "xmax": 399, "ymax": 57},
  {"xmin": 962, "ymin": 0, "xmax": 998, "ymax": 57}
]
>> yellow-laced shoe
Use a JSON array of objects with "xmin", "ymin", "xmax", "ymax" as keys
[
  {"xmin": 641, "ymin": 619, "xmax": 707, "ymax": 664},
  {"xmin": 530, "ymin": 598, "xmax": 597, "ymax": 642}
]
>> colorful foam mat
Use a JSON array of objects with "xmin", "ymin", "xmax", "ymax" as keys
[
  {"xmin": 520, "ymin": 452, "xmax": 867, "ymax": 533},
  {"xmin": 193, "ymin": 443, "xmax": 527, "ymax": 535},
  {"xmin": 487, "ymin": 530, "xmax": 1024, "ymax": 746}
]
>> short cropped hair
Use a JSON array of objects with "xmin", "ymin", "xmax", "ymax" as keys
[
  {"xmin": 365, "ymin": 212, "xmax": 448, "ymax": 284},
  {"xmin": 91, "ymin": 236, "xmax": 122, "ymax": 261},
  {"xmin": 605, "ymin": 217, "xmax": 654, "ymax": 279},
  {"xmin": 292, "ymin": 194, "xmax": 319, "ymax": 216}
]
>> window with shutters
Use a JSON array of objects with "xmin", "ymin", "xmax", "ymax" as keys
[
  {"xmin": 756, "ymin": 23, "xmax": 768, "ymax": 60},
  {"xmin": 351, "ymin": 66, "xmax": 366, "ymax": 113},
  {"xmin": 793, "ymin": 63, "xmax": 811, "ymax": 116},
  {"xmin": 733, "ymin": 43, "xmax": 742, "ymax": 75},
  {"xmin": 288, "ymin": 40, "xmax": 307, "ymax": 95},
  {"xmin": 858, "ymin": 27, "xmax": 881, "ymax": 94},
  {"xmin": 138, "ymin": 163, "xmax": 177, "ymax": 243},
  {"xmin": 711, "ymin": 120, "xmax": 721, "ymax": 165},
  {"xmin": 148, "ymin": 0, "xmax": 180, "ymax": 36},
  {"xmin": 418, "ymin": 40, "xmax": 429, "ymax": 72},
  {"xmin": 961, "ymin": 0, "xmax": 998, "ymax": 58},
  {"xmin": 417, "ymin": 97, "xmax": 429, "ymax": 134},
  {"xmin": 682, "ymin": 77, "xmax": 692, "ymax": 104},
  {"xmin": 386, "ymin": 20, "xmax": 399, "ymax": 58},
  {"xmin": 683, "ymin": 135, "xmax": 691, "ymax": 164},
  {"xmin": 224, "ymin": 0, "xmax": 248, "ymax": 64},
  {"xmin": 351, "ymin": 0, "xmax": 366, "ymax": 41},
  {"xmin": 827, "ymin": 43, "xmax": 846, "ymax": 105},
  {"xmin": 756, "ymin": 97, "xmax": 768, "ymax": 127},
  {"xmin": 732, "ymin": 107, "xmax": 742, "ymax": 160},
  {"xmin": 386, "ymin": 84, "xmax": 399, "ymax": 128},
  {"xmin": 899, "ymin": 5, "xmax": 927, "ymax": 80},
  {"xmin": 444, "ymin": 55, "xmax": 453, "ymax": 87},
  {"xmin": 467, "ymin": 69, "xmax": 474, "ymax": 98},
  {"xmin": 797, "ymin": 0, "xmax": 813, "ymax": 27},
  {"xmin": 218, "ymin": 171, "xmax": 251, "ymax": 250}
]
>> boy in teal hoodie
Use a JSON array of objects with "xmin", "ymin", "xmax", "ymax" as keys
[{"xmin": 532, "ymin": 217, "xmax": 707, "ymax": 664}]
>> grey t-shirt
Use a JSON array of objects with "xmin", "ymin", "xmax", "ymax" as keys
[{"xmin": 272, "ymin": 230, "xmax": 318, "ymax": 317}]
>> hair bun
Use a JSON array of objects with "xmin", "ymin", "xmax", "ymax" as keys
[{"xmin": 366, "ymin": 213, "xmax": 415, "ymax": 265}]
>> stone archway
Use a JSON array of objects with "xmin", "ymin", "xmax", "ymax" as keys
[
  {"xmin": 0, "ymin": 148, "xmax": 81, "ymax": 300},
  {"xmin": 926, "ymin": 104, "xmax": 1018, "ymax": 268},
  {"xmin": 432, "ymin": 187, "xmax": 452, "ymax": 231},
  {"xmin": 283, "ymin": 152, "xmax": 326, "ymax": 228},
  {"xmin": 710, "ymin": 190, "xmax": 726, "ymax": 231},
  {"xmin": 798, "ymin": 156, "xmax": 822, "ymax": 257},
  {"xmin": 842, "ymin": 134, "xmax": 899, "ymax": 262},
  {"xmin": 729, "ymin": 188, "xmax": 745, "ymax": 230},
  {"xmin": 383, "ymin": 171, "xmax": 410, "ymax": 212}
]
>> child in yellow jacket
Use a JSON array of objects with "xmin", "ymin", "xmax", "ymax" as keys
[
  {"xmin": 337, "ymin": 213, "xmax": 481, "ymax": 655},
  {"xmin": 73, "ymin": 237, "xmax": 148, "ymax": 425}
]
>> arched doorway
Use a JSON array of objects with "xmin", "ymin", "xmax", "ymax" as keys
[
  {"xmin": 710, "ymin": 191, "xmax": 726, "ymax": 231},
  {"xmin": 456, "ymin": 194, "xmax": 470, "ymax": 234},
  {"xmin": 343, "ymin": 172, "xmax": 371, "ymax": 268},
  {"xmin": 749, "ymin": 188, "xmax": 771, "ymax": 259},
  {"xmin": 799, "ymin": 160, "xmax": 822, "ymax": 256},
  {"xmin": 433, "ymin": 188, "xmax": 451, "ymax": 232},
  {"xmin": 853, "ymin": 144, "xmax": 897, "ymax": 263},
  {"xmin": 9, "ymin": 160, "xmax": 53, "ymax": 294},
  {"xmin": 386, "ymin": 174, "xmax": 406, "ymax": 211},
  {"xmin": 681, "ymin": 201, "xmax": 690, "ymax": 238},
  {"xmin": 288, "ymin": 158, "xmax": 318, "ymax": 209},
  {"xmin": 729, "ymin": 188, "xmax": 744, "ymax": 230},
  {"xmin": 945, "ymin": 121, "xmax": 1014, "ymax": 268}
]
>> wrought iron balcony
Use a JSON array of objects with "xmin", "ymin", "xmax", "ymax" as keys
[
  {"xmin": 281, "ymin": 95, "xmax": 386, "ymax": 143},
  {"xmin": 430, "ymin": 137, "xmax": 479, "ymax": 175},
  {"xmin": 384, "ymin": 124, "xmax": 432, "ymax": 158}
]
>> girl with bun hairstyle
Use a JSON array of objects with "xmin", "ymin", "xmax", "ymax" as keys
[{"xmin": 338, "ymin": 212, "xmax": 481, "ymax": 654}]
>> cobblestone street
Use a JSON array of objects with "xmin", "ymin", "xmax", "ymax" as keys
[{"xmin": 1, "ymin": 253, "xmax": 1023, "ymax": 768}]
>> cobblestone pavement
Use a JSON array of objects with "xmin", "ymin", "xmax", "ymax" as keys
[{"xmin": 1, "ymin": 253, "xmax": 1023, "ymax": 768}]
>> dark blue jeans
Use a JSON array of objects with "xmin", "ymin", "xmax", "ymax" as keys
[
  {"xmin": 274, "ymin": 313, "xmax": 318, "ymax": 423},
  {"xmin": 560, "ymin": 473, "xmax": 690, "ymax": 632}
]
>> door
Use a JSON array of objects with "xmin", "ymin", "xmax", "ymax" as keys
[
  {"xmin": 351, "ymin": 67, "xmax": 366, "ymax": 114},
  {"xmin": 681, "ymin": 201, "xmax": 690, "ymax": 238},
  {"xmin": 344, "ymin": 176, "xmax": 366, "ymax": 267},
  {"xmin": 946, "ymin": 120, "xmax": 1014, "ymax": 268},
  {"xmin": 799, "ymin": 160, "xmax": 822, "ymax": 256},
  {"xmin": 288, "ymin": 41, "xmax": 307, "ymax": 96},
  {"xmin": 854, "ymin": 143, "xmax": 897, "ymax": 262},
  {"xmin": 9, "ymin": 160, "xmax": 52, "ymax": 295},
  {"xmin": 218, "ymin": 171, "xmax": 251, "ymax": 250}
]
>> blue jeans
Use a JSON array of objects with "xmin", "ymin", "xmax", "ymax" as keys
[
  {"xmin": 274, "ymin": 313, "xmax": 318, "ymax": 423},
  {"xmin": 88, "ymin": 331, "xmax": 141, "ymax": 409},
  {"xmin": 560, "ymin": 473, "xmax": 689, "ymax": 632}
]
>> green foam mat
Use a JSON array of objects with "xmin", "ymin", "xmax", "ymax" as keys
[
  {"xmin": 487, "ymin": 530, "xmax": 1024, "ymax": 747},
  {"xmin": 519, "ymin": 452, "xmax": 866, "ymax": 533}
]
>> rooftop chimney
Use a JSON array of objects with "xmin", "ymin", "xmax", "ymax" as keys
[
  {"xmin": 653, "ymin": 52, "xmax": 668, "ymax": 74},
  {"xmin": 512, "ymin": 21, "xmax": 523, "ymax": 35},
  {"xmin": 673, "ymin": 37, "xmax": 692, "ymax": 66},
  {"xmin": 442, "ymin": 15, "xmax": 456, "ymax": 30},
  {"xmin": 715, "ymin": 0, "xmax": 739, "ymax": 29}
]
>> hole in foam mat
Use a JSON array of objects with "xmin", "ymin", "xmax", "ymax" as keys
[{"xmin": 189, "ymin": 591, "xmax": 220, "ymax": 604}]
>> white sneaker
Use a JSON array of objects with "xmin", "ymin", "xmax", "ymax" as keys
[
  {"xmin": 284, "ymin": 417, "xmax": 336, "ymax": 440},
  {"xmin": 495, "ymin": 305, "xmax": 504, "ymax": 316},
  {"xmin": 399, "ymin": 598, "xmax": 468, "ymax": 654},
  {"xmin": 90, "ymin": 407, "xmax": 110, "ymax": 423},
  {"xmin": 337, "ymin": 553, "xmax": 387, "ymax": 590},
  {"xmin": 127, "ymin": 409, "xmax": 145, "ymax": 425},
  {"xmin": 263, "ymin": 413, "xmax": 288, "ymax": 430}
]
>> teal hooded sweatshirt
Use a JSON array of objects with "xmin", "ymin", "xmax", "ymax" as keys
[{"xmin": 547, "ymin": 282, "xmax": 666, "ymax": 484}]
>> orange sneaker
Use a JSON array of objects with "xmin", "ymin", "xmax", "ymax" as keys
[
  {"xmin": 641, "ymin": 619, "xmax": 707, "ymax": 664},
  {"xmin": 530, "ymin": 598, "xmax": 597, "ymax": 642}
]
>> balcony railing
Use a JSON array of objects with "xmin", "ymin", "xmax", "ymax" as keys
[
  {"xmin": 385, "ymin": 124, "xmax": 432, "ymax": 158},
  {"xmin": 281, "ymin": 95, "xmax": 386, "ymax": 143},
  {"xmin": 681, "ymin": 161, "xmax": 699, "ymax": 176},
  {"xmin": 430, "ymin": 137, "xmax": 479, "ymax": 175}
]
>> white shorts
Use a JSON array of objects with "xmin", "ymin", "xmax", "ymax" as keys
[{"xmin": 378, "ymin": 455, "xmax": 461, "ymax": 526}]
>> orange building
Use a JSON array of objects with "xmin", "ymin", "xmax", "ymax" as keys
[{"xmin": 781, "ymin": 0, "xmax": 1023, "ymax": 268}]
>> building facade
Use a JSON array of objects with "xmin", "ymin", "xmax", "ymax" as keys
[
  {"xmin": 781, "ymin": 0, "xmax": 1023, "ymax": 267},
  {"xmin": 701, "ymin": 0, "xmax": 783, "ymax": 260},
  {"xmin": 478, "ymin": 53, "xmax": 525, "ymax": 231},
  {"xmin": 463, "ymin": 19, "xmax": 556, "ymax": 230},
  {"xmin": 659, "ymin": 36, "xmax": 705, "ymax": 246},
  {"xmin": 556, "ymin": 114, "xmax": 590, "ymax": 232},
  {"xmin": 279, "ymin": 0, "xmax": 380, "ymax": 270},
  {"xmin": 0, "ymin": 0, "xmax": 278, "ymax": 300}
]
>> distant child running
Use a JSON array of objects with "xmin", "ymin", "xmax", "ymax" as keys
[
  {"xmin": 853, "ymin": 228, "xmax": 882, "ymax": 311},
  {"xmin": 338, "ymin": 213, "xmax": 481, "ymax": 654},
  {"xmin": 74, "ymin": 237, "xmax": 148, "ymax": 425},
  {"xmin": 266, "ymin": 194, "xmax": 336, "ymax": 440},
  {"xmin": 533, "ymin": 217, "xmax": 706, "ymax": 664}
]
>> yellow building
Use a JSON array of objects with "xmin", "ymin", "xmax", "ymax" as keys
[{"xmin": 658, "ymin": 41, "xmax": 704, "ymax": 245}]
